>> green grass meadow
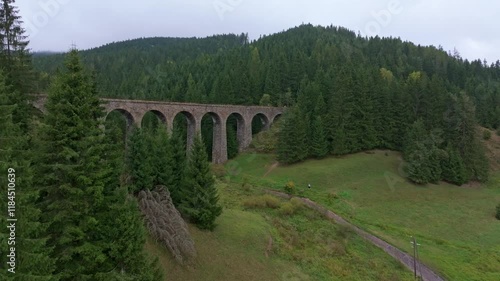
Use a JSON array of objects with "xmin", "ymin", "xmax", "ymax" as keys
[
  {"xmin": 225, "ymin": 151, "xmax": 500, "ymax": 281},
  {"xmin": 147, "ymin": 165, "xmax": 414, "ymax": 281}
]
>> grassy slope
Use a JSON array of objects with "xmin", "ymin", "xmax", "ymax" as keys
[
  {"xmin": 226, "ymin": 151, "xmax": 500, "ymax": 281},
  {"xmin": 146, "ymin": 209, "xmax": 295, "ymax": 281},
  {"xmin": 146, "ymin": 177, "xmax": 414, "ymax": 281}
]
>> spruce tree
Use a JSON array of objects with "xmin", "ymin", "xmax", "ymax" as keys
[
  {"xmin": 405, "ymin": 142, "xmax": 432, "ymax": 184},
  {"xmin": 127, "ymin": 127, "xmax": 154, "ymax": 193},
  {"xmin": 169, "ymin": 128, "xmax": 187, "ymax": 206},
  {"xmin": 404, "ymin": 120, "xmax": 444, "ymax": 184},
  {"xmin": 444, "ymin": 93, "xmax": 489, "ymax": 182},
  {"xmin": 34, "ymin": 50, "xmax": 159, "ymax": 280},
  {"xmin": 442, "ymin": 146, "xmax": 468, "ymax": 185},
  {"xmin": 181, "ymin": 135, "xmax": 222, "ymax": 230},
  {"xmin": 0, "ymin": 70, "xmax": 56, "ymax": 280},
  {"xmin": 0, "ymin": 0, "xmax": 34, "ymax": 130},
  {"xmin": 311, "ymin": 116, "xmax": 328, "ymax": 158},
  {"xmin": 277, "ymin": 107, "xmax": 307, "ymax": 164},
  {"xmin": 152, "ymin": 126, "xmax": 175, "ymax": 187}
]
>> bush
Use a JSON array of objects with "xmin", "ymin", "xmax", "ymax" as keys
[
  {"xmin": 242, "ymin": 195, "xmax": 281, "ymax": 209},
  {"xmin": 483, "ymin": 130, "xmax": 492, "ymax": 140},
  {"xmin": 241, "ymin": 176, "xmax": 251, "ymax": 191},
  {"xmin": 279, "ymin": 199, "xmax": 303, "ymax": 216},
  {"xmin": 284, "ymin": 181, "xmax": 296, "ymax": 194},
  {"xmin": 496, "ymin": 203, "xmax": 500, "ymax": 220},
  {"xmin": 497, "ymin": 129, "xmax": 500, "ymax": 136},
  {"xmin": 290, "ymin": 197, "xmax": 303, "ymax": 209},
  {"xmin": 242, "ymin": 197, "xmax": 267, "ymax": 209},
  {"xmin": 263, "ymin": 195, "xmax": 281, "ymax": 209},
  {"xmin": 279, "ymin": 202, "xmax": 296, "ymax": 216}
]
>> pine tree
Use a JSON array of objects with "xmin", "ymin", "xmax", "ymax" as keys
[
  {"xmin": 169, "ymin": 128, "xmax": 187, "ymax": 206},
  {"xmin": 404, "ymin": 120, "xmax": 444, "ymax": 184},
  {"xmin": 444, "ymin": 92, "xmax": 489, "ymax": 182},
  {"xmin": 403, "ymin": 119, "xmax": 428, "ymax": 159},
  {"xmin": 181, "ymin": 135, "xmax": 222, "ymax": 230},
  {"xmin": 127, "ymin": 127, "xmax": 154, "ymax": 193},
  {"xmin": 277, "ymin": 107, "xmax": 307, "ymax": 164},
  {"xmin": 152, "ymin": 126, "xmax": 175, "ymax": 188},
  {"xmin": 101, "ymin": 100, "xmax": 163, "ymax": 281},
  {"xmin": 185, "ymin": 73, "xmax": 201, "ymax": 102},
  {"xmin": 34, "ymin": 50, "xmax": 159, "ymax": 280},
  {"xmin": 442, "ymin": 146, "xmax": 467, "ymax": 185},
  {"xmin": 405, "ymin": 142, "xmax": 432, "ymax": 184},
  {"xmin": 0, "ymin": 0, "xmax": 34, "ymax": 130},
  {"xmin": 311, "ymin": 116, "xmax": 328, "ymax": 158},
  {"xmin": 0, "ymin": 70, "xmax": 57, "ymax": 280}
]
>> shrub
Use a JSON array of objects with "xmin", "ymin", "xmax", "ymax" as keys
[
  {"xmin": 497, "ymin": 128, "xmax": 500, "ymax": 136},
  {"xmin": 279, "ymin": 202, "xmax": 296, "ymax": 216},
  {"xmin": 242, "ymin": 197, "xmax": 267, "ymax": 209},
  {"xmin": 284, "ymin": 181, "xmax": 296, "ymax": 194},
  {"xmin": 496, "ymin": 203, "xmax": 500, "ymax": 220},
  {"xmin": 262, "ymin": 194, "xmax": 281, "ymax": 209},
  {"xmin": 483, "ymin": 130, "xmax": 492, "ymax": 140},
  {"xmin": 242, "ymin": 195, "xmax": 281, "ymax": 209},
  {"xmin": 279, "ymin": 199, "xmax": 303, "ymax": 216},
  {"xmin": 241, "ymin": 176, "xmax": 251, "ymax": 191},
  {"xmin": 290, "ymin": 197, "xmax": 303, "ymax": 209}
]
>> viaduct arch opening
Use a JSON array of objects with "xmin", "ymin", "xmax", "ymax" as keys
[
  {"xmin": 252, "ymin": 113, "xmax": 270, "ymax": 135},
  {"xmin": 141, "ymin": 110, "xmax": 167, "ymax": 130}
]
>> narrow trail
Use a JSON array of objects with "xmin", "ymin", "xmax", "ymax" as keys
[{"xmin": 265, "ymin": 190, "xmax": 446, "ymax": 281}]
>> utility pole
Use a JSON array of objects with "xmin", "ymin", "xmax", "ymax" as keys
[{"xmin": 411, "ymin": 236, "xmax": 421, "ymax": 280}]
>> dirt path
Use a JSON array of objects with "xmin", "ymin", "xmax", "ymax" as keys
[
  {"xmin": 263, "ymin": 162, "xmax": 279, "ymax": 177},
  {"xmin": 266, "ymin": 190, "xmax": 446, "ymax": 281}
]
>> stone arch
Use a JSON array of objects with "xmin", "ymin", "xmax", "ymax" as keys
[
  {"xmin": 251, "ymin": 113, "xmax": 271, "ymax": 134},
  {"xmin": 172, "ymin": 110, "xmax": 198, "ymax": 152},
  {"xmin": 106, "ymin": 109, "xmax": 135, "ymax": 128},
  {"xmin": 140, "ymin": 110, "xmax": 167, "ymax": 129},
  {"xmin": 201, "ymin": 112, "xmax": 227, "ymax": 164},
  {"xmin": 271, "ymin": 113, "xmax": 282, "ymax": 124},
  {"xmin": 227, "ymin": 112, "xmax": 250, "ymax": 152}
]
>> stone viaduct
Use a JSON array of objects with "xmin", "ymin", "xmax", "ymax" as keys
[{"xmin": 33, "ymin": 95, "xmax": 284, "ymax": 164}]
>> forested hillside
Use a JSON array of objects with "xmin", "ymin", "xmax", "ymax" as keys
[
  {"xmin": 33, "ymin": 24, "xmax": 500, "ymax": 127},
  {"xmin": 34, "ymin": 24, "xmax": 500, "ymax": 185}
]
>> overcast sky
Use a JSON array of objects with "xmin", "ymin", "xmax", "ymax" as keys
[{"xmin": 17, "ymin": 0, "xmax": 500, "ymax": 63}]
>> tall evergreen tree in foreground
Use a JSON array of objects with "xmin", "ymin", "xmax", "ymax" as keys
[
  {"xmin": 181, "ymin": 135, "xmax": 222, "ymax": 230},
  {"xmin": 169, "ymin": 128, "xmax": 188, "ymax": 206},
  {"xmin": 127, "ymin": 127, "xmax": 154, "ymax": 193},
  {"xmin": 0, "ymin": 70, "xmax": 56, "ymax": 280},
  {"xmin": 34, "ymin": 49, "xmax": 160, "ymax": 280},
  {"xmin": 0, "ymin": 0, "xmax": 34, "ymax": 130}
]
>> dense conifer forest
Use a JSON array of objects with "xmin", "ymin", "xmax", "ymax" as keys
[{"xmin": 34, "ymin": 24, "xmax": 499, "ymax": 184}]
